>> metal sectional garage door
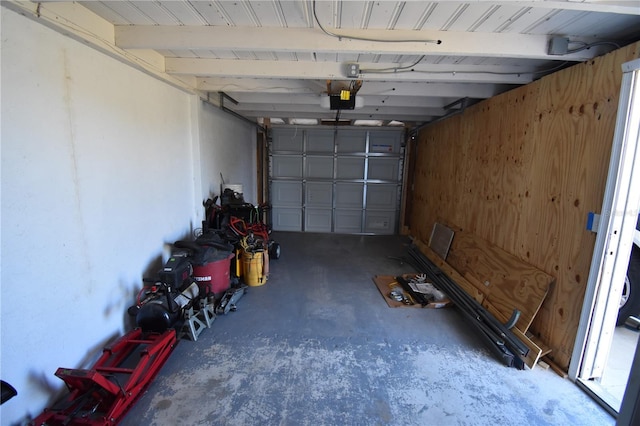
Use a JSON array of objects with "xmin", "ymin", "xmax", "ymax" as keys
[{"xmin": 269, "ymin": 127, "xmax": 404, "ymax": 235}]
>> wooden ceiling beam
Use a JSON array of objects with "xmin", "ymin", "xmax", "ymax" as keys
[
  {"xmin": 167, "ymin": 58, "xmax": 534, "ymax": 84},
  {"xmin": 116, "ymin": 25, "xmax": 602, "ymax": 61}
]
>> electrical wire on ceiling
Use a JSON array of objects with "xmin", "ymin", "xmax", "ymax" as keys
[
  {"xmin": 567, "ymin": 40, "xmax": 621, "ymax": 54},
  {"xmin": 531, "ymin": 61, "xmax": 570, "ymax": 75},
  {"xmin": 359, "ymin": 55, "xmax": 427, "ymax": 74},
  {"xmin": 348, "ymin": 79, "xmax": 361, "ymax": 93},
  {"xmin": 312, "ymin": 0, "xmax": 441, "ymax": 45},
  {"xmin": 359, "ymin": 59, "xmax": 578, "ymax": 77}
]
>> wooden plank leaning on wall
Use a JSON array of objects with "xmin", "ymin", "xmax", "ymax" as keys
[{"xmin": 414, "ymin": 225, "xmax": 554, "ymax": 369}]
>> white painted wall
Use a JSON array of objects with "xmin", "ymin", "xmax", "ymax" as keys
[
  {"xmin": 0, "ymin": 9, "xmax": 255, "ymax": 424},
  {"xmin": 199, "ymin": 101, "xmax": 257, "ymax": 206}
]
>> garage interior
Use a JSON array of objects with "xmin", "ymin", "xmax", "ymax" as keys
[
  {"xmin": 118, "ymin": 232, "xmax": 613, "ymax": 425},
  {"xmin": 1, "ymin": 1, "xmax": 640, "ymax": 425}
]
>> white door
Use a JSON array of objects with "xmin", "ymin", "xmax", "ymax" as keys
[{"xmin": 569, "ymin": 58, "xmax": 640, "ymax": 413}]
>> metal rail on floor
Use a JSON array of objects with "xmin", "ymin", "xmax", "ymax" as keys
[{"xmin": 407, "ymin": 244, "xmax": 528, "ymax": 369}]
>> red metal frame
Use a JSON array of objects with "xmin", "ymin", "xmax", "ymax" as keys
[{"xmin": 31, "ymin": 328, "xmax": 176, "ymax": 425}]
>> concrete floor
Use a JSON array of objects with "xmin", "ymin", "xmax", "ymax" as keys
[
  {"xmin": 120, "ymin": 232, "xmax": 614, "ymax": 426},
  {"xmin": 600, "ymin": 325, "xmax": 640, "ymax": 410}
]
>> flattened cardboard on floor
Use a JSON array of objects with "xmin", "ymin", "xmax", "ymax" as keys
[{"xmin": 372, "ymin": 274, "xmax": 451, "ymax": 309}]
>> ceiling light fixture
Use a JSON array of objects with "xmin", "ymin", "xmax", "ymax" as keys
[
  {"xmin": 353, "ymin": 120, "xmax": 383, "ymax": 126},
  {"xmin": 288, "ymin": 118, "xmax": 318, "ymax": 125}
]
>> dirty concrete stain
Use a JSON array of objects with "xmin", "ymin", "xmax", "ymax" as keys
[
  {"xmin": 154, "ymin": 399, "xmax": 171, "ymax": 410},
  {"xmin": 543, "ymin": 399, "xmax": 559, "ymax": 416},
  {"xmin": 123, "ymin": 337, "xmax": 609, "ymax": 426}
]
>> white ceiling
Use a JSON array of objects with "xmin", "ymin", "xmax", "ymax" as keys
[{"xmin": 17, "ymin": 1, "xmax": 640, "ymax": 126}]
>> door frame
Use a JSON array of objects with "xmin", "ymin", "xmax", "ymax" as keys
[{"xmin": 569, "ymin": 58, "xmax": 640, "ymax": 413}]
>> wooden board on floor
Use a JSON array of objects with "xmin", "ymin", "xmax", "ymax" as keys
[
  {"xmin": 372, "ymin": 275, "xmax": 451, "ymax": 309},
  {"xmin": 444, "ymin": 226, "xmax": 555, "ymax": 333},
  {"xmin": 543, "ymin": 356, "xmax": 569, "ymax": 378},
  {"xmin": 414, "ymin": 238, "xmax": 550, "ymax": 370},
  {"xmin": 466, "ymin": 294, "xmax": 548, "ymax": 370},
  {"xmin": 509, "ymin": 323, "xmax": 544, "ymax": 370}
]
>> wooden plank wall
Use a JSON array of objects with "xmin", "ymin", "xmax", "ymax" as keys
[{"xmin": 409, "ymin": 42, "xmax": 640, "ymax": 371}]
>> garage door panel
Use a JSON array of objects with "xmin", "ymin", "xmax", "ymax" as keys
[
  {"xmin": 364, "ymin": 210, "xmax": 396, "ymax": 234},
  {"xmin": 305, "ymin": 208, "xmax": 332, "ymax": 232},
  {"xmin": 337, "ymin": 131, "xmax": 366, "ymax": 152},
  {"xmin": 306, "ymin": 182, "xmax": 333, "ymax": 207},
  {"xmin": 272, "ymin": 129, "xmax": 303, "ymax": 152},
  {"xmin": 271, "ymin": 181, "xmax": 303, "ymax": 206},
  {"xmin": 272, "ymin": 156, "xmax": 303, "ymax": 178},
  {"xmin": 336, "ymin": 158, "xmax": 365, "ymax": 179},
  {"xmin": 272, "ymin": 207, "xmax": 303, "ymax": 231},
  {"xmin": 270, "ymin": 128, "xmax": 402, "ymax": 235},
  {"xmin": 369, "ymin": 133, "xmax": 401, "ymax": 154},
  {"xmin": 335, "ymin": 183, "xmax": 364, "ymax": 208},
  {"xmin": 307, "ymin": 130, "xmax": 334, "ymax": 152},
  {"xmin": 366, "ymin": 184, "xmax": 398, "ymax": 209},
  {"xmin": 368, "ymin": 157, "xmax": 399, "ymax": 181},
  {"xmin": 306, "ymin": 156, "xmax": 333, "ymax": 179},
  {"xmin": 334, "ymin": 209, "xmax": 363, "ymax": 234}
]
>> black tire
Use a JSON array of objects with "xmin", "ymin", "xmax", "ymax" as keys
[
  {"xmin": 617, "ymin": 247, "xmax": 640, "ymax": 326},
  {"xmin": 269, "ymin": 242, "xmax": 281, "ymax": 260}
]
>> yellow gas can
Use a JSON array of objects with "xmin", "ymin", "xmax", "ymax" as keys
[{"xmin": 242, "ymin": 249, "xmax": 268, "ymax": 286}]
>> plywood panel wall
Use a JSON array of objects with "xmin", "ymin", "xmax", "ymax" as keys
[{"xmin": 410, "ymin": 42, "xmax": 640, "ymax": 370}]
